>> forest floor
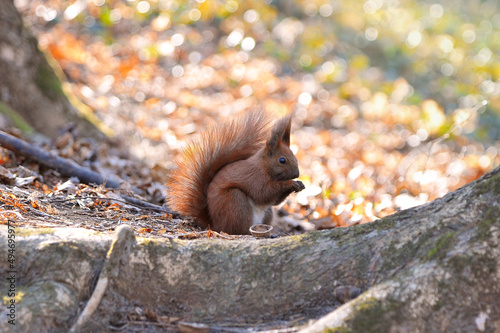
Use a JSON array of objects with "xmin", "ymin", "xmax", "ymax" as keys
[{"xmin": 1, "ymin": 0, "xmax": 499, "ymax": 239}]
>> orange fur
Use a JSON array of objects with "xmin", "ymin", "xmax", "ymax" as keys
[{"xmin": 167, "ymin": 110, "xmax": 304, "ymax": 234}]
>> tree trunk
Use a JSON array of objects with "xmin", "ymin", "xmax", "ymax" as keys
[
  {"xmin": 1, "ymin": 167, "xmax": 499, "ymax": 332},
  {"xmin": 0, "ymin": 0, "xmax": 105, "ymax": 139}
]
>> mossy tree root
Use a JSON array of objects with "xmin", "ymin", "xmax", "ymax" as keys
[{"xmin": 0, "ymin": 167, "xmax": 499, "ymax": 332}]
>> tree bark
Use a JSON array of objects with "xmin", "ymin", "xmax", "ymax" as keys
[
  {"xmin": 1, "ymin": 166, "xmax": 499, "ymax": 332},
  {"xmin": 0, "ymin": 0, "xmax": 106, "ymax": 139}
]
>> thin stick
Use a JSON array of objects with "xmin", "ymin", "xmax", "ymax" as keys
[
  {"xmin": 69, "ymin": 225, "xmax": 136, "ymax": 332},
  {"xmin": 69, "ymin": 277, "xmax": 109, "ymax": 333},
  {"xmin": 0, "ymin": 130, "xmax": 120, "ymax": 188}
]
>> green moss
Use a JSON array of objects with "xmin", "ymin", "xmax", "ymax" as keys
[
  {"xmin": 425, "ymin": 232, "xmax": 456, "ymax": 261},
  {"xmin": 380, "ymin": 226, "xmax": 459, "ymax": 270},
  {"xmin": 476, "ymin": 207, "xmax": 500, "ymax": 240},
  {"xmin": 374, "ymin": 215, "xmax": 398, "ymax": 231},
  {"xmin": 16, "ymin": 228, "xmax": 55, "ymax": 237},
  {"xmin": 338, "ymin": 297, "xmax": 401, "ymax": 333},
  {"xmin": 139, "ymin": 238, "xmax": 161, "ymax": 247},
  {"xmin": 3, "ymin": 290, "xmax": 25, "ymax": 305},
  {"xmin": 0, "ymin": 101, "xmax": 35, "ymax": 134},
  {"xmin": 473, "ymin": 171, "xmax": 500, "ymax": 196},
  {"xmin": 35, "ymin": 59, "xmax": 65, "ymax": 101},
  {"xmin": 380, "ymin": 241, "xmax": 413, "ymax": 272},
  {"xmin": 350, "ymin": 222, "xmax": 376, "ymax": 236},
  {"xmin": 323, "ymin": 327, "xmax": 349, "ymax": 333},
  {"xmin": 380, "ymin": 228, "xmax": 436, "ymax": 271}
]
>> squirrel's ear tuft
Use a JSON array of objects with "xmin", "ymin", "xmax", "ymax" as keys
[
  {"xmin": 266, "ymin": 114, "xmax": 292, "ymax": 156},
  {"xmin": 281, "ymin": 115, "xmax": 292, "ymax": 147}
]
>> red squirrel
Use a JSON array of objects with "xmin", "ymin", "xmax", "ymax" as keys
[{"xmin": 167, "ymin": 110, "xmax": 305, "ymax": 234}]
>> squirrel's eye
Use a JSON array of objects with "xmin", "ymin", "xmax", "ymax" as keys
[{"xmin": 279, "ymin": 157, "xmax": 286, "ymax": 164}]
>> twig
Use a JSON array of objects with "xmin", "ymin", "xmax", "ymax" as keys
[
  {"xmin": 49, "ymin": 194, "xmax": 180, "ymax": 217},
  {"xmin": 208, "ymin": 326, "xmax": 252, "ymax": 333},
  {"xmin": 69, "ymin": 225, "xmax": 136, "ymax": 332},
  {"xmin": 121, "ymin": 194, "xmax": 179, "ymax": 216},
  {"xmin": 70, "ymin": 277, "xmax": 109, "ymax": 333},
  {"xmin": 0, "ymin": 130, "xmax": 120, "ymax": 188},
  {"xmin": 210, "ymin": 230, "xmax": 235, "ymax": 240},
  {"xmin": 127, "ymin": 320, "xmax": 177, "ymax": 328},
  {"xmin": 176, "ymin": 230, "xmax": 210, "ymax": 238}
]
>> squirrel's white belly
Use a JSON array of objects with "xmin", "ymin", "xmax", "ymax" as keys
[{"xmin": 250, "ymin": 202, "xmax": 269, "ymax": 225}]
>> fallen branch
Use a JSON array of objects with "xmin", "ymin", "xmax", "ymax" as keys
[{"xmin": 0, "ymin": 130, "xmax": 120, "ymax": 188}]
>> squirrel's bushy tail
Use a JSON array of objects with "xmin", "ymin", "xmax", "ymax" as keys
[{"xmin": 167, "ymin": 110, "xmax": 272, "ymax": 227}]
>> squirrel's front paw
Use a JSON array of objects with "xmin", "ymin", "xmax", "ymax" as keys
[{"xmin": 292, "ymin": 180, "xmax": 305, "ymax": 192}]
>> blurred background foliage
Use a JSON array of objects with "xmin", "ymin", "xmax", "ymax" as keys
[
  {"xmin": 25, "ymin": 0, "xmax": 500, "ymax": 140},
  {"xmin": 13, "ymin": 0, "xmax": 500, "ymax": 228}
]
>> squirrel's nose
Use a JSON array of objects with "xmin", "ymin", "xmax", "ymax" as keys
[{"xmin": 293, "ymin": 172, "xmax": 299, "ymax": 179}]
